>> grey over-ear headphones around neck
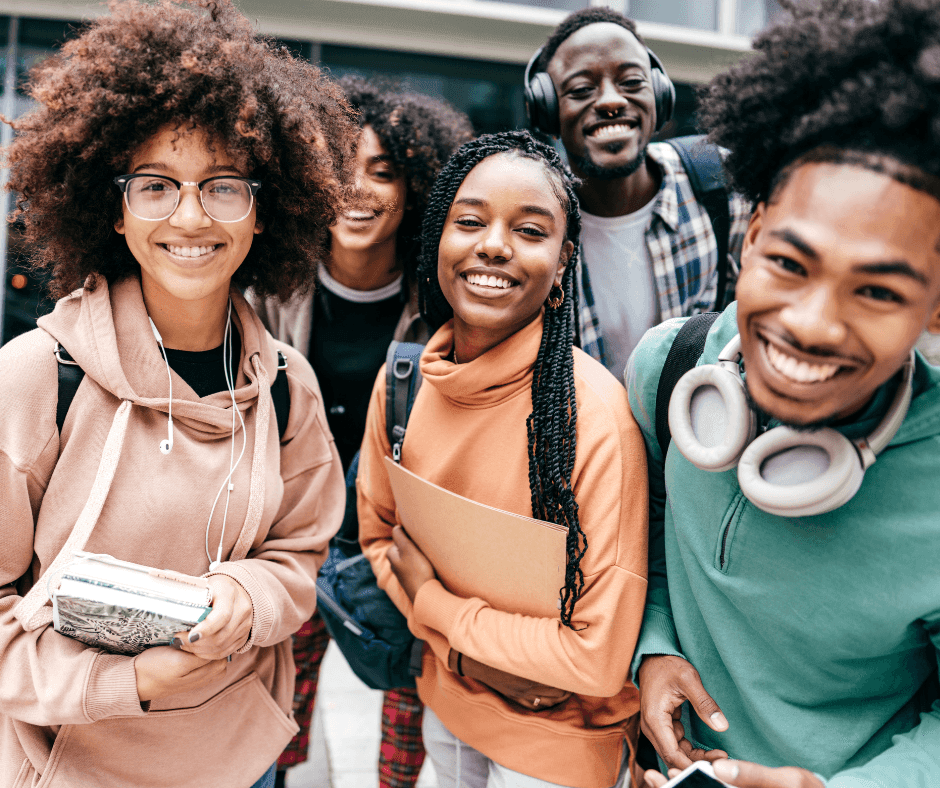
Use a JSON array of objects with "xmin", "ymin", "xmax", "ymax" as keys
[
  {"xmin": 524, "ymin": 44, "xmax": 675, "ymax": 137},
  {"xmin": 667, "ymin": 335, "xmax": 914, "ymax": 517}
]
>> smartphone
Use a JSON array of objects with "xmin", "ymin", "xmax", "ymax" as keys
[{"xmin": 659, "ymin": 762, "xmax": 730, "ymax": 788}]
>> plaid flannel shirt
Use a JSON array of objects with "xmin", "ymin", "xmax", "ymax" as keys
[{"xmin": 577, "ymin": 141, "xmax": 752, "ymax": 369}]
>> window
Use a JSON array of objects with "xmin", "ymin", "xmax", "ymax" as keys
[
  {"xmin": 736, "ymin": 0, "xmax": 785, "ymax": 36},
  {"xmin": 320, "ymin": 45, "xmax": 528, "ymax": 135},
  {"xmin": 629, "ymin": 0, "xmax": 719, "ymax": 32}
]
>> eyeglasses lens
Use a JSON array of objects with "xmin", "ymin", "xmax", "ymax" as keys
[{"xmin": 125, "ymin": 177, "xmax": 253, "ymax": 222}]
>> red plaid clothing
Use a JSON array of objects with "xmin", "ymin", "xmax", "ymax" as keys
[
  {"xmin": 277, "ymin": 614, "xmax": 427, "ymax": 788},
  {"xmin": 277, "ymin": 612, "xmax": 330, "ymax": 767},
  {"xmin": 380, "ymin": 687, "xmax": 426, "ymax": 788}
]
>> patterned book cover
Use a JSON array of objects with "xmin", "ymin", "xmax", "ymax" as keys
[{"xmin": 53, "ymin": 596, "xmax": 210, "ymax": 656}]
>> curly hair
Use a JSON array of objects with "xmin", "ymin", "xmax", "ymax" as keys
[
  {"xmin": 535, "ymin": 6, "xmax": 644, "ymax": 73},
  {"xmin": 698, "ymin": 0, "xmax": 940, "ymax": 205},
  {"xmin": 417, "ymin": 130, "xmax": 589, "ymax": 629},
  {"xmin": 337, "ymin": 75, "xmax": 474, "ymax": 276},
  {"xmin": 6, "ymin": 0, "xmax": 358, "ymax": 301}
]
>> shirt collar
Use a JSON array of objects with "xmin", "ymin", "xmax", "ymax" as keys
[{"xmin": 645, "ymin": 143, "xmax": 680, "ymax": 232}]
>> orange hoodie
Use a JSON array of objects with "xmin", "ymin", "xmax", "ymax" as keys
[
  {"xmin": 358, "ymin": 317, "xmax": 648, "ymax": 788},
  {"xmin": 0, "ymin": 276, "xmax": 344, "ymax": 788}
]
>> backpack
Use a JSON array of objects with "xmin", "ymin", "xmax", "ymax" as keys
[
  {"xmin": 314, "ymin": 340, "xmax": 425, "ymax": 690},
  {"xmin": 664, "ymin": 135, "xmax": 734, "ymax": 311},
  {"xmin": 54, "ymin": 342, "xmax": 292, "ymax": 439}
]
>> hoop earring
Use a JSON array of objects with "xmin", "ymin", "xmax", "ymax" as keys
[{"xmin": 546, "ymin": 285, "xmax": 564, "ymax": 310}]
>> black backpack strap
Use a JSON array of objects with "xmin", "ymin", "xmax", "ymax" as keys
[
  {"xmin": 55, "ymin": 343, "xmax": 85, "ymax": 435},
  {"xmin": 666, "ymin": 135, "xmax": 732, "ymax": 309},
  {"xmin": 272, "ymin": 350, "xmax": 290, "ymax": 441},
  {"xmin": 385, "ymin": 341, "xmax": 425, "ymax": 462},
  {"xmin": 654, "ymin": 312, "xmax": 720, "ymax": 458},
  {"xmin": 56, "ymin": 342, "xmax": 291, "ymax": 441}
]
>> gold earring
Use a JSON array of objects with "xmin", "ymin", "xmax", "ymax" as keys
[{"xmin": 546, "ymin": 285, "xmax": 564, "ymax": 310}]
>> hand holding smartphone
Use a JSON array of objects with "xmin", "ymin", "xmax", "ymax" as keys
[{"xmin": 660, "ymin": 762, "xmax": 732, "ymax": 788}]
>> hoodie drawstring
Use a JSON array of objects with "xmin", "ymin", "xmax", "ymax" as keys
[
  {"xmin": 14, "ymin": 399, "xmax": 133, "ymax": 631},
  {"xmin": 226, "ymin": 354, "xmax": 270, "ymax": 564}
]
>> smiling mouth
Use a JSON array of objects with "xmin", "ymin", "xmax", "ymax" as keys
[
  {"xmin": 344, "ymin": 209, "xmax": 381, "ymax": 221},
  {"xmin": 161, "ymin": 244, "xmax": 221, "ymax": 259},
  {"xmin": 588, "ymin": 121, "xmax": 638, "ymax": 140},
  {"xmin": 462, "ymin": 273, "xmax": 517, "ymax": 290},
  {"xmin": 762, "ymin": 339, "xmax": 843, "ymax": 384}
]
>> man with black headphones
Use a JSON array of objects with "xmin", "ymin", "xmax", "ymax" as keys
[
  {"xmin": 627, "ymin": 2, "xmax": 940, "ymax": 787},
  {"xmin": 525, "ymin": 7, "xmax": 751, "ymax": 379}
]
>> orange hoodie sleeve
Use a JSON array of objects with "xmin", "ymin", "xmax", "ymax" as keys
[
  {"xmin": 205, "ymin": 342, "xmax": 345, "ymax": 653},
  {"xmin": 359, "ymin": 356, "xmax": 649, "ymax": 698}
]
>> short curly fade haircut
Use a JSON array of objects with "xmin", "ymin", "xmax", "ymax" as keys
[
  {"xmin": 535, "ymin": 6, "xmax": 644, "ymax": 73},
  {"xmin": 6, "ymin": 0, "xmax": 358, "ymax": 301},
  {"xmin": 698, "ymin": 0, "xmax": 940, "ymax": 205},
  {"xmin": 337, "ymin": 75, "xmax": 473, "ymax": 276}
]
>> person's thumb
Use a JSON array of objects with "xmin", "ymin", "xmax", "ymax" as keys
[{"xmin": 680, "ymin": 672, "xmax": 728, "ymax": 732}]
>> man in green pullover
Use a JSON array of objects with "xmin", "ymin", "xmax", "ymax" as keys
[{"xmin": 627, "ymin": 2, "xmax": 940, "ymax": 787}]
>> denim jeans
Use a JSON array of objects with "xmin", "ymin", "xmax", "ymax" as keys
[{"xmin": 249, "ymin": 764, "xmax": 277, "ymax": 788}]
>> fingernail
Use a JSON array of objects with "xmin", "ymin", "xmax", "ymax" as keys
[
  {"xmin": 713, "ymin": 760, "xmax": 739, "ymax": 781},
  {"xmin": 188, "ymin": 632, "xmax": 201, "ymax": 643},
  {"xmin": 710, "ymin": 711, "xmax": 729, "ymax": 731},
  {"xmin": 172, "ymin": 637, "xmax": 183, "ymax": 650}
]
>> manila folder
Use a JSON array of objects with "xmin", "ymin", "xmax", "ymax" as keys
[{"xmin": 384, "ymin": 457, "xmax": 567, "ymax": 619}]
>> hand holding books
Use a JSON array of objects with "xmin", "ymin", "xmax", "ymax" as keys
[
  {"xmin": 136, "ymin": 575, "xmax": 253, "ymax": 703},
  {"xmin": 176, "ymin": 574, "xmax": 253, "ymax": 661}
]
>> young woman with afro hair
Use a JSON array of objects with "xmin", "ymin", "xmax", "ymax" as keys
[
  {"xmin": 0, "ymin": 2, "xmax": 358, "ymax": 786},
  {"xmin": 254, "ymin": 75, "xmax": 472, "ymax": 788}
]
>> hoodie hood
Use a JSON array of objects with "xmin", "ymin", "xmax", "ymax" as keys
[{"xmin": 37, "ymin": 274, "xmax": 280, "ymax": 438}]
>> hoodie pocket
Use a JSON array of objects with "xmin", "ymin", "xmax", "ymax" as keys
[
  {"xmin": 37, "ymin": 672, "xmax": 297, "ymax": 788},
  {"xmin": 714, "ymin": 492, "xmax": 748, "ymax": 573}
]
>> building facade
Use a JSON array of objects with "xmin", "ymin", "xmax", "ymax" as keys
[{"xmin": 0, "ymin": 0, "xmax": 770, "ymax": 342}]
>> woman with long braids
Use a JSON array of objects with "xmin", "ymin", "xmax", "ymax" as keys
[{"xmin": 357, "ymin": 130, "xmax": 649, "ymax": 788}]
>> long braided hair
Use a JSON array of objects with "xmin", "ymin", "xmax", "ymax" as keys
[{"xmin": 417, "ymin": 130, "xmax": 587, "ymax": 628}]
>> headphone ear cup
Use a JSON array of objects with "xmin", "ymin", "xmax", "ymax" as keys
[
  {"xmin": 667, "ymin": 364, "xmax": 756, "ymax": 472},
  {"xmin": 525, "ymin": 71, "xmax": 560, "ymax": 137},
  {"xmin": 650, "ymin": 68, "xmax": 675, "ymax": 132},
  {"xmin": 737, "ymin": 427, "xmax": 865, "ymax": 517}
]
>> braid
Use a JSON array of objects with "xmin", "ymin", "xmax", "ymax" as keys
[{"xmin": 418, "ymin": 130, "xmax": 589, "ymax": 629}]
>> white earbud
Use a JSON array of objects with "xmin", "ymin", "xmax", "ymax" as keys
[
  {"xmin": 668, "ymin": 334, "xmax": 914, "ymax": 516},
  {"xmin": 149, "ymin": 317, "xmax": 174, "ymax": 455}
]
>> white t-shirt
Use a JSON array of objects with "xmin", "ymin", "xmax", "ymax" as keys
[{"xmin": 580, "ymin": 196, "xmax": 658, "ymax": 379}]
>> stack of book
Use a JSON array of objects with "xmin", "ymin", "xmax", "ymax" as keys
[{"xmin": 51, "ymin": 552, "xmax": 213, "ymax": 656}]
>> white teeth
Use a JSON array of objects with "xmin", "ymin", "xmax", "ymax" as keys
[
  {"xmin": 465, "ymin": 273, "xmax": 513, "ymax": 289},
  {"xmin": 591, "ymin": 123, "xmax": 635, "ymax": 139},
  {"xmin": 765, "ymin": 342, "xmax": 840, "ymax": 383},
  {"xmin": 166, "ymin": 245, "xmax": 216, "ymax": 258},
  {"xmin": 345, "ymin": 210, "xmax": 376, "ymax": 220}
]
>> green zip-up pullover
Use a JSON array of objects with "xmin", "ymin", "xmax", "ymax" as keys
[{"xmin": 626, "ymin": 304, "xmax": 940, "ymax": 787}]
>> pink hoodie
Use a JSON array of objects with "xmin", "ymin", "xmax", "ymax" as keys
[{"xmin": 0, "ymin": 275, "xmax": 344, "ymax": 787}]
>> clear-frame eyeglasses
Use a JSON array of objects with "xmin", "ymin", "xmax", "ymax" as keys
[{"xmin": 113, "ymin": 174, "xmax": 262, "ymax": 223}]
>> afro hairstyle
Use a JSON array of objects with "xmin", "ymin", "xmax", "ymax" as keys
[
  {"xmin": 535, "ymin": 6, "xmax": 644, "ymax": 73},
  {"xmin": 6, "ymin": 0, "xmax": 359, "ymax": 301},
  {"xmin": 337, "ymin": 75, "xmax": 474, "ymax": 276},
  {"xmin": 698, "ymin": 0, "xmax": 940, "ymax": 205}
]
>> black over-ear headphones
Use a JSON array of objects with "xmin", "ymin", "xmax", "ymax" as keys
[{"xmin": 524, "ymin": 44, "xmax": 675, "ymax": 137}]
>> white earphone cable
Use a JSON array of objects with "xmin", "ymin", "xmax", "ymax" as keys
[
  {"xmin": 149, "ymin": 318, "xmax": 174, "ymax": 455},
  {"xmin": 205, "ymin": 300, "xmax": 247, "ymax": 570}
]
